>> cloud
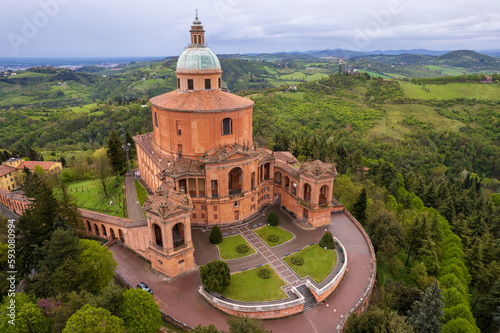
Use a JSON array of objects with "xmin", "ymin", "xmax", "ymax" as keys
[{"xmin": 0, "ymin": 0, "xmax": 498, "ymax": 57}]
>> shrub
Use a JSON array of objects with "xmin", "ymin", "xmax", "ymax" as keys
[
  {"xmin": 291, "ymin": 257, "xmax": 304, "ymax": 266},
  {"xmin": 200, "ymin": 260, "xmax": 230, "ymax": 293},
  {"xmin": 267, "ymin": 211, "xmax": 279, "ymax": 226},
  {"xmin": 267, "ymin": 234, "xmax": 280, "ymax": 243},
  {"xmin": 319, "ymin": 231, "xmax": 335, "ymax": 249},
  {"xmin": 236, "ymin": 244, "xmax": 249, "ymax": 253},
  {"xmin": 257, "ymin": 268, "xmax": 272, "ymax": 279},
  {"xmin": 209, "ymin": 225, "xmax": 223, "ymax": 244}
]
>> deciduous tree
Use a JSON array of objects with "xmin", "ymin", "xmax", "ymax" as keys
[
  {"xmin": 200, "ymin": 260, "xmax": 230, "ymax": 293},
  {"xmin": 121, "ymin": 289, "xmax": 162, "ymax": 333},
  {"xmin": 62, "ymin": 304, "xmax": 124, "ymax": 333}
]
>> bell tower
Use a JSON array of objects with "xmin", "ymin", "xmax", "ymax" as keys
[{"xmin": 190, "ymin": 11, "xmax": 205, "ymax": 46}]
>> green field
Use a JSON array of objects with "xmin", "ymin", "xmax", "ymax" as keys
[
  {"xmin": 71, "ymin": 103, "xmax": 98, "ymax": 113},
  {"xmin": 63, "ymin": 177, "xmax": 126, "ymax": 217},
  {"xmin": 359, "ymin": 70, "xmax": 390, "ymax": 78},
  {"xmin": 425, "ymin": 65, "xmax": 465, "ymax": 76},
  {"xmin": 368, "ymin": 104, "xmax": 465, "ymax": 141},
  {"xmin": 401, "ymin": 82, "xmax": 500, "ymax": 100},
  {"xmin": 254, "ymin": 225, "xmax": 294, "ymax": 247},
  {"xmin": 283, "ymin": 245, "xmax": 337, "ymax": 283},
  {"xmin": 219, "ymin": 265, "xmax": 287, "ymax": 302},
  {"xmin": 216, "ymin": 235, "xmax": 256, "ymax": 260}
]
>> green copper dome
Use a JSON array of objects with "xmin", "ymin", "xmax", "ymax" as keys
[{"xmin": 176, "ymin": 47, "xmax": 221, "ymax": 71}]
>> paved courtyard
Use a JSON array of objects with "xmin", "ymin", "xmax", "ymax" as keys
[{"xmin": 110, "ymin": 203, "xmax": 373, "ymax": 333}]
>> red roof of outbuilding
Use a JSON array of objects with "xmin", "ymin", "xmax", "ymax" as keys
[
  {"xmin": 150, "ymin": 90, "xmax": 254, "ymax": 112},
  {"xmin": 17, "ymin": 161, "xmax": 57, "ymax": 171},
  {"xmin": 0, "ymin": 165, "xmax": 16, "ymax": 177}
]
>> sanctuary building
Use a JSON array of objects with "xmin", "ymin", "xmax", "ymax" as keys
[{"xmin": 132, "ymin": 15, "xmax": 338, "ymax": 277}]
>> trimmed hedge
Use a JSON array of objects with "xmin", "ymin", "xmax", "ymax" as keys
[
  {"xmin": 267, "ymin": 234, "xmax": 279, "ymax": 243},
  {"xmin": 236, "ymin": 244, "xmax": 249, "ymax": 253},
  {"xmin": 291, "ymin": 256, "xmax": 304, "ymax": 266},
  {"xmin": 257, "ymin": 268, "xmax": 272, "ymax": 279}
]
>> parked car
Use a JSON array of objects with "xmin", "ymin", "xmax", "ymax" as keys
[{"xmin": 137, "ymin": 282, "xmax": 152, "ymax": 294}]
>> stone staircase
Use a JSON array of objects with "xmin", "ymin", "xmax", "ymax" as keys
[{"xmin": 296, "ymin": 284, "xmax": 318, "ymax": 311}]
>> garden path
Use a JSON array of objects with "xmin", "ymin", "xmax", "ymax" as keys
[{"xmin": 237, "ymin": 224, "xmax": 302, "ymax": 287}]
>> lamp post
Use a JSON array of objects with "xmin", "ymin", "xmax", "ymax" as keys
[{"xmin": 122, "ymin": 142, "xmax": 131, "ymax": 174}]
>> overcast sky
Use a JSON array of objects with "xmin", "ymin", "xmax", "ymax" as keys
[{"xmin": 1, "ymin": 0, "xmax": 499, "ymax": 58}]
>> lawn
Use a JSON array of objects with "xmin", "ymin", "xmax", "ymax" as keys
[
  {"xmin": 255, "ymin": 225, "xmax": 294, "ymax": 247},
  {"xmin": 219, "ymin": 265, "xmax": 287, "ymax": 302},
  {"xmin": 63, "ymin": 177, "xmax": 126, "ymax": 217},
  {"xmin": 135, "ymin": 179, "xmax": 148, "ymax": 206},
  {"xmin": 283, "ymin": 245, "xmax": 337, "ymax": 284},
  {"xmin": 216, "ymin": 235, "xmax": 256, "ymax": 260}
]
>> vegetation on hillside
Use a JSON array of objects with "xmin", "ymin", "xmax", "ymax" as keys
[{"xmin": 1, "ymin": 53, "xmax": 499, "ymax": 331}]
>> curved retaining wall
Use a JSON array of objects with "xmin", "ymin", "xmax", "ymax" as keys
[
  {"xmin": 199, "ymin": 286, "xmax": 305, "ymax": 319},
  {"xmin": 306, "ymin": 237, "xmax": 348, "ymax": 302},
  {"xmin": 336, "ymin": 210, "xmax": 377, "ymax": 332}
]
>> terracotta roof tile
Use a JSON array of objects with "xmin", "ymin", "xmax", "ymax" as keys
[
  {"xmin": 150, "ymin": 89, "xmax": 254, "ymax": 112},
  {"xmin": 0, "ymin": 165, "xmax": 16, "ymax": 177},
  {"xmin": 133, "ymin": 133, "xmax": 205, "ymax": 178},
  {"xmin": 143, "ymin": 183, "xmax": 192, "ymax": 218},
  {"xmin": 17, "ymin": 161, "xmax": 57, "ymax": 171}
]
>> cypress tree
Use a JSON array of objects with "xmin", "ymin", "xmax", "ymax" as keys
[
  {"xmin": 319, "ymin": 231, "xmax": 335, "ymax": 249},
  {"xmin": 125, "ymin": 131, "xmax": 136, "ymax": 163},
  {"xmin": 408, "ymin": 281, "xmax": 444, "ymax": 333},
  {"xmin": 352, "ymin": 188, "xmax": 367, "ymax": 225},
  {"xmin": 209, "ymin": 225, "xmax": 223, "ymax": 244},
  {"xmin": 267, "ymin": 211, "xmax": 279, "ymax": 226},
  {"xmin": 107, "ymin": 130, "xmax": 126, "ymax": 177}
]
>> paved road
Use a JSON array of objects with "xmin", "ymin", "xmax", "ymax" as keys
[
  {"xmin": 111, "ymin": 206, "xmax": 374, "ymax": 333},
  {"xmin": 123, "ymin": 172, "xmax": 146, "ymax": 224}
]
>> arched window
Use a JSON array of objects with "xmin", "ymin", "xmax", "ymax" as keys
[
  {"xmin": 153, "ymin": 224, "xmax": 163, "ymax": 247},
  {"xmin": 275, "ymin": 171, "xmax": 282, "ymax": 185},
  {"xmin": 303, "ymin": 183, "xmax": 312, "ymax": 202},
  {"xmin": 94, "ymin": 223, "xmax": 99, "ymax": 236},
  {"xmin": 110, "ymin": 228, "xmax": 116, "ymax": 239},
  {"xmin": 154, "ymin": 112, "xmax": 158, "ymax": 127},
  {"xmin": 284, "ymin": 176, "xmax": 290, "ymax": 190},
  {"xmin": 228, "ymin": 167, "xmax": 243, "ymax": 195},
  {"xmin": 118, "ymin": 229, "xmax": 125, "ymax": 243},
  {"xmin": 319, "ymin": 185, "xmax": 329, "ymax": 205},
  {"xmin": 172, "ymin": 223, "xmax": 185, "ymax": 249},
  {"xmin": 101, "ymin": 224, "xmax": 107, "ymax": 237},
  {"xmin": 222, "ymin": 118, "xmax": 232, "ymax": 136}
]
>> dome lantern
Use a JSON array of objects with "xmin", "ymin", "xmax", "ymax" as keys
[{"xmin": 176, "ymin": 13, "xmax": 222, "ymax": 91}]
